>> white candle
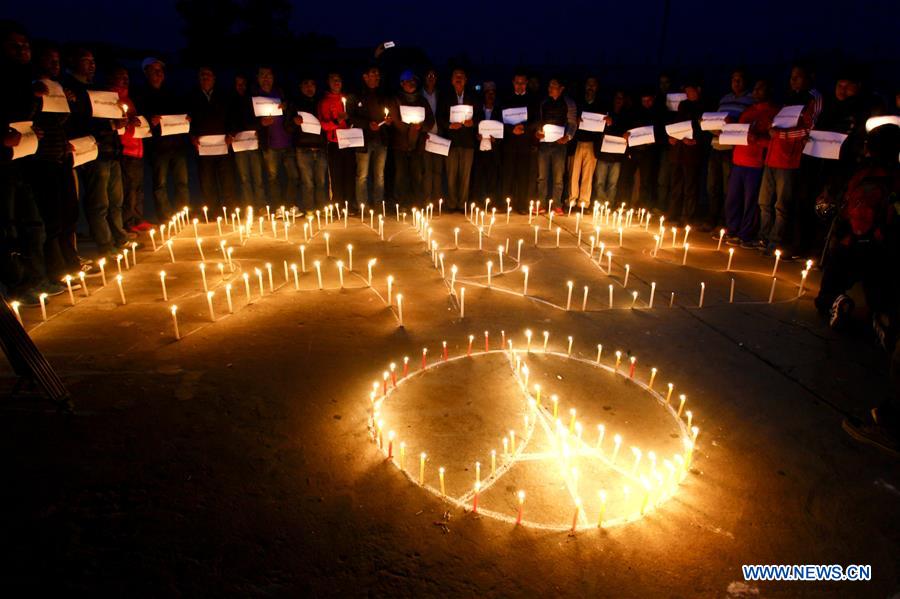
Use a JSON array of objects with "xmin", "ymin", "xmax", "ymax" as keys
[
  {"xmin": 200, "ymin": 263, "xmax": 208, "ymax": 292},
  {"xmin": 460, "ymin": 286, "xmax": 465, "ymax": 318},
  {"xmin": 38, "ymin": 293, "xmax": 48, "ymax": 321},
  {"xmin": 115, "ymin": 254, "xmax": 123, "ymax": 274},
  {"xmin": 387, "ymin": 275, "xmax": 394, "ymax": 304},
  {"xmin": 367, "ymin": 258, "xmax": 376, "ymax": 286},
  {"xmin": 729, "ymin": 278, "xmax": 735, "ymax": 303},
  {"xmin": 64, "ymin": 275, "xmax": 75, "ymax": 305},
  {"xmin": 170, "ymin": 305, "xmax": 180, "ymax": 339},
  {"xmin": 225, "ymin": 283, "xmax": 233, "ymax": 313},
  {"xmin": 623, "ymin": 264, "xmax": 630, "ymax": 288},
  {"xmin": 768, "ymin": 277, "xmax": 777, "ymax": 303},
  {"xmin": 606, "ymin": 251, "xmax": 612, "ymax": 273},
  {"xmin": 497, "ymin": 245, "xmax": 504, "ymax": 273},
  {"xmin": 682, "ymin": 243, "xmax": 689, "ymax": 266},
  {"xmin": 396, "ymin": 293, "xmax": 403, "ymax": 327},
  {"xmin": 522, "ymin": 266, "xmax": 529, "ymax": 296},
  {"xmin": 242, "ymin": 273, "xmax": 251, "ymax": 302},
  {"xmin": 699, "ymin": 282, "xmax": 705, "ymax": 308},
  {"xmin": 608, "ymin": 284, "xmax": 613, "ymax": 308},
  {"xmin": 683, "ymin": 225, "xmax": 691, "ymax": 246},
  {"xmin": 149, "ymin": 228, "xmax": 157, "ymax": 250},
  {"xmin": 798, "ymin": 269, "xmax": 808, "ymax": 297},
  {"xmin": 649, "ymin": 282, "xmax": 656, "ymax": 309},
  {"xmin": 300, "ymin": 244, "xmax": 306, "ymax": 272},
  {"xmin": 166, "ymin": 240, "xmax": 175, "ymax": 263},
  {"xmin": 324, "ymin": 232, "xmax": 330, "ymax": 256},
  {"xmin": 486, "ymin": 261, "xmax": 493, "ymax": 287},
  {"xmin": 264, "ymin": 262, "xmax": 273, "ymax": 292},
  {"xmin": 336, "ymin": 261, "xmax": 344, "ymax": 288},
  {"xmin": 314, "ymin": 261, "xmax": 323, "ymax": 290},
  {"xmin": 254, "ymin": 267, "xmax": 264, "ymax": 296},
  {"xmin": 454, "ymin": 227, "xmax": 459, "ymax": 249},
  {"xmin": 533, "ymin": 225, "xmax": 539, "ymax": 246},
  {"xmin": 772, "ymin": 249, "xmax": 782, "ymax": 277},
  {"xmin": 450, "ymin": 266, "xmax": 457, "ymax": 295},
  {"xmin": 115, "ymin": 275, "xmax": 126, "ymax": 305},
  {"xmin": 556, "ymin": 226, "xmax": 561, "ymax": 248},
  {"xmin": 726, "ymin": 247, "xmax": 734, "ymax": 271},
  {"xmin": 582, "ymin": 286, "xmax": 589, "ymax": 311},
  {"xmin": 192, "ymin": 218, "xmax": 199, "ymax": 238},
  {"xmin": 130, "ymin": 242, "xmax": 138, "ymax": 265},
  {"xmin": 78, "ymin": 271, "xmax": 89, "ymax": 296},
  {"xmin": 346, "ymin": 244, "xmax": 353, "ymax": 271},
  {"xmin": 618, "ymin": 227, "xmax": 623, "ymax": 247},
  {"xmin": 566, "ymin": 281, "xmax": 573, "ymax": 311},
  {"xmin": 159, "ymin": 270, "xmax": 168, "ymax": 300},
  {"xmin": 717, "ymin": 228, "xmax": 726, "ymax": 251},
  {"xmin": 206, "ymin": 290, "xmax": 216, "ymax": 321}
]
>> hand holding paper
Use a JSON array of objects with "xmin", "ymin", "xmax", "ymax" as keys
[
  {"xmin": 232, "ymin": 130, "xmax": 259, "ymax": 152},
  {"xmin": 579, "ymin": 112, "xmax": 607, "ymax": 133},
  {"xmin": 298, "ymin": 111, "xmax": 321, "ymax": 135},
  {"xmin": 626, "ymin": 125, "xmax": 655, "ymax": 147},
  {"xmin": 449, "ymin": 105, "xmax": 473, "ymax": 124},
  {"xmin": 336, "ymin": 128, "xmax": 364, "ymax": 149},
  {"xmin": 160, "ymin": 114, "xmax": 190, "ymax": 136},
  {"xmin": 399, "ymin": 105, "xmax": 426, "ymax": 124},
  {"xmin": 700, "ymin": 112, "xmax": 729, "ymax": 131},
  {"xmin": 478, "ymin": 119, "xmax": 504, "ymax": 140},
  {"xmin": 198, "ymin": 135, "xmax": 229, "ymax": 156},
  {"xmin": 88, "ymin": 90, "xmax": 125, "ymax": 119},
  {"xmin": 40, "ymin": 79, "xmax": 70, "ymax": 113},
  {"xmin": 425, "ymin": 134, "xmax": 451, "ymax": 156},
  {"xmin": 665, "ymin": 120, "xmax": 694, "ymax": 140},
  {"xmin": 252, "ymin": 96, "xmax": 283, "ymax": 117},
  {"xmin": 802, "ymin": 130, "xmax": 847, "ymax": 160},
  {"xmin": 541, "ymin": 124, "xmax": 565, "ymax": 143},
  {"xmin": 502, "ymin": 106, "xmax": 527, "ymax": 125},
  {"xmin": 772, "ymin": 105, "xmax": 804, "ymax": 129},
  {"xmin": 70, "ymin": 135, "xmax": 98, "ymax": 167},
  {"xmin": 9, "ymin": 122, "xmax": 38, "ymax": 160},
  {"xmin": 600, "ymin": 134, "xmax": 627, "ymax": 154},
  {"xmin": 718, "ymin": 123, "xmax": 750, "ymax": 146}
]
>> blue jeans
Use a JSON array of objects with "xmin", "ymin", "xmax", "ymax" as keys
[
  {"xmin": 592, "ymin": 159, "xmax": 621, "ymax": 203},
  {"xmin": 262, "ymin": 147, "xmax": 300, "ymax": 207},
  {"xmin": 757, "ymin": 166, "xmax": 796, "ymax": 246},
  {"xmin": 725, "ymin": 165, "xmax": 763, "ymax": 241},
  {"xmin": 355, "ymin": 140, "xmax": 387, "ymax": 205},
  {"xmin": 81, "ymin": 159, "xmax": 126, "ymax": 253},
  {"xmin": 295, "ymin": 147, "xmax": 329, "ymax": 210},
  {"xmin": 149, "ymin": 146, "xmax": 188, "ymax": 221},
  {"xmin": 233, "ymin": 149, "xmax": 264, "ymax": 207},
  {"xmin": 537, "ymin": 144, "xmax": 566, "ymax": 203}
]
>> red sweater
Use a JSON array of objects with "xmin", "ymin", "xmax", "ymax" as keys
[
  {"xmin": 318, "ymin": 91, "xmax": 349, "ymax": 143},
  {"xmin": 732, "ymin": 101, "xmax": 779, "ymax": 168},
  {"xmin": 765, "ymin": 90, "xmax": 823, "ymax": 170},
  {"xmin": 116, "ymin": 88, "xmax": 143, "ymax": 159}
]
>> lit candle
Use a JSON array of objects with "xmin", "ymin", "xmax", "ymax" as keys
[
  {"xmin": 196, "ymin": 238, "xmax": 205, "ymax": 262},
  {"xmin": 683, "ymin": 225, "xmax": 691, "ymax": 246},
  {"xmin": 699, "ymin": 282, "xmax": 705, "ymax": 308},
  {"xmin": 606, "ymin": 251, "xmax": 612, "ymax": 273},
  {"xmin": 130, "ymin": 241, "xmax": 138, "ymax": 265},
  {"xmin": 608, "ymin": 284, "xmax": 613, "ymax": 309},
  {"xmin": 566, "ymin": 280, "xmax": 573, "ymax": 311},
  {"xmin": 225, "ymin": 283, "xmax": 233, "ymax": 313},
  {"xmin": 396, "ymin": 293, "xmax": 403, "ymax": 326},
  {"xmin": 314, "ymin": 261, "xmax": 323, "ymax": 290},
  {"xmin": 324, "ymin": 232, "xmax": 330, "ymax": 256},
  {"xmin": 772, "ymin": 249, "xmax": 782, "ymax": 277},
  {"xmin": 442, "ymin": 341, "xmax": 448, "ymax": 361},
  {"xmin": 543, "ymin": 330, "xmax": 549, "ymax": 351},
  {"xmin": 115, "ymin": 274, "xmax": 126, "ymax": 304},
  {"xmin": 38, "ymin": 292, "xmax": 48, "ymax": 321},
  {"xmin": 677, "ymin": 394, "xmax": 687, "ymax": 417},
  {"xmin": 419, "ymin": 452, "xmax": 426, "ymax": 484},
  {"xmin": 454, "ymin": 227, "xmax": 459, "ymax": 248},
  {"xmin": 522, "ymin": 266, "xmax": 529, "ymax": 296},
  {"xmin": 399, "ymin": 442, "xmax": 406, "ymax": 470},
  {"xmin": 596, "ymin": 344, "xmax": 603, "ymax": 363},
  {"xmin": 115, "ymin": 254, "xmax": 123, "ymax": 274},
  {"xmin": 336, "ymin": 260, "xmax": 344, "ymax": 289},
  {"xmin": 459, "ymin": 287, "xmax": 465, "ymax": 318},
  {"xmin": 717, "ymin": 228, "xmax": 726, "ymax": 251},
  {"xmin": 798, "ymin": 269, "xmax": 808, "ymax": 297},
  {"xmin": 571, "ymin": 497, "xmax": 582, "ymax": 532},
  {"xmin": 206, "ymin": 291, "xmax": 216, "ymax": 321},
  {"xmin": 64, "ymin": 275, "xmax": 75, "ymax": 305},
  {"xmin": 682, "ymin": 242, "xmax": 689, "ymax": 266},
  {"xmin": 611, "ymin": 434, "xmax": 622, "ymax": 463},
  {"xmin": 484, "ymin": 330, "xmax": 489, "ymax": 352},
  {"xmin": 192, "ymin": 217, "xmax": 199, "ymax": 238},
  {"xmin": 149, "ymin": 228, "xmax": 157, "ymax": 251},
  {"xmin": 597, "ymin": 490, "xmax": 607, "ymax": 528},
  {"xmin": 300, "ymin": 244, "xmax": 306, "ymax": 272},
  {"xmin": 255, "ymin": 268, "xmax": 264, "ymax": 296},
  {"xmin": 567, "ymin": 335, "xmax": 573, "ymax": 356},
  {"xmin": 199, "ymin": 263, "xmax": 208, "ymax": 292},
  {"xmin": 768, "ymin": 277, "xmax": 777, "ymax": 304},
  {"xmin": 516, "ymin": 490, "xmax": 525, "ymax": 525},
  {"xmin": 486, "ymin": 261, "xmax": 493, "ymax": 287},
  {"xmin": 649, "ymin": 367, "xmax": 658, "ymax": 389},
  {"xmin": 551, "ymin": 394, "xmax": 559, "ymax": 418},
  {"xmin": 170, "ymin": 305, "xmax": 180, "ymax": 339},
  {"xmin": 533, "ymin": 225, "xmax": 539, "ymax": 246},
  {"xmin": 666, "ymin": 383, "xmax": 674, "ymax": 405},
  {"xmin": 165, "ymin": 239, "xmax": 175, "ymax": 263},
  {"xmin": 439, "ymin": 466, "xmax": 446, "ymax": 495}
]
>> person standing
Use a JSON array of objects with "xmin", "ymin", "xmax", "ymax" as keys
[
  {"xmin": 134, "ymin": 57, "xmax": 189, "ymax": 222},
  {"xmin": 350, "ymin": 65, "xmax": 391, "ymax": 209},
  {"xmin": 502, "ymin": 70, "xmax": 538, "ymax": 214},
  {"xmin": 110, "ymin": 65, "xmax": 150, "ymax": 233},
  {"xmin": 756, "ymin": 63, "xmax": 823, "ymax": 256},
  {"xmin": 593, "ymin": 90, "xmax": 630, "ymax": 204},
  {"xmin": 421, "ymin": 68, "xmax": 444, "ymax": 205},
  {"xmin": 437, "ymin": 67, "xmax": 478, "ymax": 212},
  {"xmin": 318, "ymin": 71, "xmax": 354, "ymax": 206},
  {"xmin": 473, "ymin": 81, "xmax": 502, "ymax": 202},
  {"xmin": 188, "ymin": 66, "xmax": 234, "ymax": 210},
  {"xmin": 703, "ymin": 69, "xmax": 754, "ymax": 231},
  {"xmin": 255, "ymin": 66, "xmax": 298, "ymax": 209},
  {"xmin": 227, "ymin": 74, "xmax": 264, "ymax": 207},
  {"xmin": 626, "ymin": 90, "xmax": 666, "ymax": 209},
  {"xmin": 388, "ymin": 69, "xmax": 434, "ymax": 206},
  {"xmin": 287, "ymin": 75, "xmax": 328, "ymax": 212},
  {"xmin": 536, "ymin": 76, "xmax": 577, "ymax": 212},
  {"xmin": 569, "ymin": 75, "xmax": 602, "ymax": 206},
  {"xmin": 666, "ymin": 81, "xmax": 707, "ymax": 225}
]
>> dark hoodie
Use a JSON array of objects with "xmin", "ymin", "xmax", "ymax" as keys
[
  {"xmin": 285, "ymin": 93, "xmax": 325, "ymax": 149},
  {"xmin": 387, "ymin": 89, "xmax": 435, "ymax": 152}
]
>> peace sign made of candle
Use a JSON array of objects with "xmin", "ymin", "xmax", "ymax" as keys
[{"xmin": 368, "ymin": 330, "xmax": 699, "ymax": 532}]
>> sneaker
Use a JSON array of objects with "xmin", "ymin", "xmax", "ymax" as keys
[
  {"xmin": 842, "ymin": 413, "xmax": 900, "ymax": 458},
  {"xmin": 553, "ymin": 207, "xmax": 564, "ymax": 216},
  {"xmin": 829, "ymin": 294, "xmax": 854, "ymax": 330}
]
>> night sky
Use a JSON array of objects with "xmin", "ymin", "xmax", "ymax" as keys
[{"xmin": 7, "ymin": 0, "xmax": 900, "ymax": 76}]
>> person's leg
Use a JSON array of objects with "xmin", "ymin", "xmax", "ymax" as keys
[
  {"xmin": 667, "ymin": 159, "xmax": 685, "ymax": 222},
  {"xmin": 456, "ymin": 148, "xmax": 472, "ymax": 209},
  {"xmin": 197, "ymin": 156, "xmax": 217, "ymax": 207},
  {"xmin": 150, "ymin": 148, "xmax": 172, "ymax": 222},
  {"xmin": 296, "ymin": 148, "xmax": 314, "ymax": 211},
  {"xmin": 706, "ymin": 150, "xmax": 724, "ymax": 225},
  {"xmin": 312, "ymin": 150, "xmax": 328, "ymax": 210},
  {"xmin": 536, "ymin": 146, "xmax": 550, "ymax": 202},
  {"xmin": 82, "ymin": 161, "xmax": 115, "ymax": 254},
  {"xmin": 815, "ymin": 242, "xmax": 855, "ymax": 313},
  {"xmin": 681, "ymin": 152, "xmax": 700, "ymax": 222},
  {"xmin": 550, "ymin": 146, "xmax": 565, "ymax": 203},
  {"xmin": 409, "ymin": 151, "xmax": 424, "ymax": 206},
  {"xmin": 261, "ymin": 148, "xmax": 282, "ymax": 206},
  {"xmin": 569, "ymin": 142, "xmax": 586, "ymax": 202},
  {"xmin": 280, "ymin": 148, "xmax": 300, "ymax": 209},
  {"xmin": 446, "ymin": 148, "xmax": 461, "ymax": 210},
  {"xmin": 355, "ymin": 149, "xmax": 371, "ymax": 207},
  {"xmin": 656, "ymin": 146, "xmax": 671, "ymax": 213},
  {"xmin": 637, "ymin": 150, "xmax": 655, "ymax": 207},
  {"xmin": 371, "ymin": 142, "xmax": 387, "ymax": 204},
  {"xmin": 233, "ymin": 151, "xmax": 252, "ymax": 206},
  {"xmin": 59, "ymin": 166, "xmax": 80, "ymax": 269},
  {"xmin": 738, "ymin": 167, "xmax": 763, "ymax": 241},
  {"xmin": 581, "ymin": 145, "xmax": 597, "ymax": 203},
  {"xmin": 770, "ymin": 168, "xmax": 795, "ymax": 249},
  {"xmin": 120, "ymin": 156, "xmax": 140, "ymax": 228},
  {"xmin": 106, "ymin": 159, "xmax": 127, "ymax": 247},
  {"xmin": 724, "ymin": 165, "xmax": 744, "ymax": 236},
  {"xmin": 607, "ymin": 161, "xmax": 621, "ymax": 204},
  {"xmin": 592, "ymin": 160, "xmax": 608, "ymax": 202},
  {"xmin": 423, "ymin": 152, "xmax": 435, "ymax": 203},
  {"xmin": 393, "ymin": 150, "xmax": 411, "ymax": 205},
  {"xmin": 756, "ymin": 166, "xmax": 776, "ymax": 244},
  {"xmin": 171, "ymin": 148, "xmax": 190, "ymax": 211},
  {"xmin": 13, "ymin": 170, "xmax": 48, "ymax": 289}
]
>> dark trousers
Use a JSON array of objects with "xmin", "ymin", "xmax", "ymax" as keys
[
  {"xmin": 758, "ymin": 166, "xmax": 797, "ymax": 247},
  {"xmin": 233, "ymin": 149, "xmax": 265, "ymax": 207},
  {"xmin": 423, "ymin": 151, "xmax": 445, "ymax": 204},
  {"xmin": 394, "ymin": 149, "xmax": 425, "ymax": 206},
  {"xmin": 149, "ymin": 145, "xmax": 189, "ymax": 221},
  {"xmin": 446, "ymin": 147, "xmax": 474, "ymax": 210},
  {"xmin": 656, "ymin": 146, "xmax": 672, "ymax": 212},
  {"xmin": 198, "ymin": 154, "xmax": 235, "ymax": 209},
  {"xmin": 706, "ymin": 149, "xmax": 733, "ymax": 226},
  {"xmin": 503, "ymin": 149, "xmax": 534, "ymax": 213},
  {"xmin": 80, "ymin": 159, "xmax": 127, "ymax": 254},
  {"xmin": 473, "ymin": 148, "xmax": 501, "ymax": 203},
  {"xmin": 633, "ymin": 148, "xmax": 658, "ymax": 208},
  {"xmin": 121, "ymin": 156, "xmax": 144, "ymax": 228},
  {"xmin": 667, "ymin": 148, "xmax": 702, "ymax": 223},
  {"xmin": 25, "ymin": 159, "xmax": 78, "ymax": 280},
  {"xmin": 295, "ymin": 147, "xmax": 329, "ymax": 211},
  {"xmin": 326, "ymin": 143, "xmax": 356, "ymax": 205},
  {"xmin": 261, "ymin": 147, "xmax": 299, "ymax": 207},
  {"xmin": 724, "ymin": 165, "xmax": 763, "ymax": 241},
  {"xmin": 0, "ymin": 161, "xmax": 46, "ymax": 292},
  {"xmin": 537, "ymin": 144, "xmax": 567, "ymax": 203}
]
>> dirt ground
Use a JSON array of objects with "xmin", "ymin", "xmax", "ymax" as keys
[{"xmin": 1, "ymin": 208, "xmax": 897, "ymax": 597}]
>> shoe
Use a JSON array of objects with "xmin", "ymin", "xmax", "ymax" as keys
[
  {"xmin": 553, "ymin": 207, "xmax": 564, "ymax": 216},
  {"xmin": 829, "ymin": 294, "xmax": 854, "ymax": 330},
  {"xmin": 842, "ymin": 413, "xmax": 900, "ymax": 458},
  {"xmin": 726, "ymin": 237, "xmax": 742, "ymax": 247}
]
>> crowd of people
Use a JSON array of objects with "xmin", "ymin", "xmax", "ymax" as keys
[{"xmin": 1, "ymin": 20, "xmax": 899, "ymax": 451}]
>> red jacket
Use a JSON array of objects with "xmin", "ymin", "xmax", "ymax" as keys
[
  {"xmin": 115, "ymin": 88, "xmax": 143, "ymax": 159},
  {"xmin": 732, "ymin": 101, "xmax": 779, "ymax": 168},
  {"xmin": 318, "ymin": 91, "xmax": 349, "ymax": 144},
  {"xmin": 765, "ymin": 90, "xmax": 823, "ymax": 170}
]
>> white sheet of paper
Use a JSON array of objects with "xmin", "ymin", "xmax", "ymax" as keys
[
  {"xmin": 88, "ymin": 90, "xmax": 124, "ymax": 119},
  {"xmin": 666, "ymin": 93, "xmax": 687, "ymax": 112},
  {"xmin": 197, "ymin": 134, "xmax": 228, "ymax": 156},
  {"xmin": 449, "ymin": 104, "xmax": 473, "ymax": 124},
  {"xmin": 232, "ymin": 130, "xmax": 259, "ymax": 152},
  {"xmin": 425, "ymin": 134, "xmax": 451, "ymax": 156},
  {"xmin": 160, "ymin": 114, "xmax": 190, "ymax": 136},
  {"xmin": 719, "ymin": 123, "xmax": 750, "ymax": 146},
  {"xmin": 700, "ymin": 112, "xmax": 729, "ymax": 131},
  {"xmin": 802, "ymin": 130, "xmax": 847, "ymax": 160},
  {"xmin": 399, "ymin": 105, "xmax": 426, "ymax": 124},
  {"xmin": 502, "ymin": 106, "xmax": 527, "ymax": 125},
  {"xmin": 478, "ymin": 119, "xmax": 504, "ymax": 139},
  {"xmin": 70, "ymin": 135, "xmax": 98, "ymax": 167},
  {"xmin": 600, "ymin": 134, "xmax": 627, "ymax": 154},
  {"xmin": 133, "ymin": 116, "xmax": 152, "ymax": 138},
  {"xmin": 626, "ymin": 125, "xmax": 655, "ymax": 147},
  {"xmin": 866, "ymin": 115, "xmax": 900, "ymax": 132},
  {"xmin": 383, "ymin": 41, "xmax": 395, "ymax": 49},
  {"xmin": 39, "ymin": 79, "xmax": 69, "ymax": 113},
  {"xmin": 336, "ymin": 128, "xmax": 364, "ymax": 149},
  {"xmin": 542, "ymin": 124, "xmax": 565, "ymax": 143},
  {"xmin": 252, "ymin": 96, "xmax": 283, "ymax": 117},
  {"xmin": 10, "ymin": 122, "xmax": 38, "ymax": 160},
  {"xmin": 296, "ymin": 111, "xmax": 321, "ymax": 135},
  {"xmin": 579, "ymin": 112, "xmax": 607, "ymax": 133},
  {"xmin": 665, "ymin": 120, "xmax": 694, "ymax": 140},
  {"xmin": 772, "ymin": 105, "xmax": 804, "ymax": 129}
]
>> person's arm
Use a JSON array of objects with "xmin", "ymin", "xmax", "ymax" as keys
[
  {"xmin": 564, "ymin": 97, "xmax": 578, "ymax": 140},
  {"xmin": 391, "ymin": 98, "xmax": 408, "ymax": 137},
  {"xmin": 421, "ymin": 99, "xmax": 436, "ymax": 133},
  {"xmin": 318, "ymin": 98, "xmax": 339, "ymax": 133}
]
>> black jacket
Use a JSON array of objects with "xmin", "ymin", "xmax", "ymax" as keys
[
  {"xmin": 349, "ymin": 87, "xmax": 392, "ymax": 147},
  {"xmin": 387, "ymin": 90, "xmax": 435, "ymax": 152},
  {"xmin": 437, "ymin": 89, "xmax": 480, "ymax": 149},
  {"xmin": 501, "ymin": 92, "xmax": 539, "ymax": 153},
  {"xmin": 133, "ymin": 83, "xmax": 189, "ymax": 152},
  {"xmin": 285, "ymin": 94, "xmax": 326, "ymax": 149},
  {"xmin": 188, "ymin": 87, "xmax": 229, "ymax": 137}
]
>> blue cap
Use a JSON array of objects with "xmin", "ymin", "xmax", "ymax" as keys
[{"xmin": 399, "ymin": 69, "xmax": 418, "ymax": 83}]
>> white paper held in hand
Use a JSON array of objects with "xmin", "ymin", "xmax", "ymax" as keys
[
  {"xmin": 88, "ymin": 90, "xmax": 125, "ymax": 119},
  {"xmin": 425, "ymin": 134, "xmax": 451, "ymax": 156},
  {"xmin": 336, "ymin": 128, "xmax": 364, "ymax": 149},
  {"xmin": 542, "ymin": 124, "xmax": 565, "ymax": 143},
  {"xmin": 478, "ymin": 119, "xmax": 504, "ymax": 139},
  {"xmin": 232, "ymin": 130, "xmax": 258, "ymax": 152},
  {"xmin": 9, "ymin": 122, "xmax": 38, "ymax": 160},
  {"xmin": 600, "ymin": 134, "xmax": 627, "ymax": 154},
  {"xmin": 39, "ymin": 79, "xmax": 69, "ymax": 113},
  {"xmin": 579, "ymin": 112, "xmax": 607, "ymax": 133},
  {"xmin": 399, "ymin": 105, "xmax": 425, "ymax": 124},
  {"xmin": 802, "ymin": 130, "xmax": 847, "ymax": 160},
  {"xmin": 665, "ymin": 120, "xmax": 694, "ymax": 140},
  {"xmin": 718, "ymin": 123, "xmax": 750, "ymax": 146},
  {"xmin": 70, "ymin": 135, "xmax": 98, "ymax": 167},
  {"xmin": 502, "ymin": 106, "xmax": 527, "ymax": 125},
  {"xmin": 666, "ymin": 93, "xmax": 687, "ymax": 112},
  {"xmin": 297, "ymin": 111, "xmax": 321, "ymax": 135},
  {"xmin": 626, "ymin": 125, "xmax": 655, "ymax": 147},
  {"xmin": 700, "ymin": 112, "xmax": 729, "ymax": 131},
  {"xmin": 160, "ymin": 114, "xmax": 190, "ymax": 136},
  {"xmin": 198, "ymin": 135, "xmax": 229, "ymax": 156},
  {"xmin": 772, "ymin": 105, "xmax": 804, "ymax": 129},
  {"xmin": 449, "ymin": 104, "xmax": 473, "ymax": 124},
  {"xmin": 251, "ymin": 96, "xmax": 283, "ymax": 117}
]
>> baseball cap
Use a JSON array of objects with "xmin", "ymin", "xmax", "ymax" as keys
[
  {"xmin": 141, "ymin": 57, "xmax": 165, "ymax": 71},
  {"xmin": 399, "ymin": 69, "xmax": 418, "ymax": 83}
]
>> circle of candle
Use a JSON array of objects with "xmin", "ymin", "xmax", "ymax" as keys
[
  {"xmin": 170, "ymin": 305, "xmax": 180, "ymax": 339},
  {"xmin": 38, "ymin": 293, "xmax": 48, "ymax": 321}
]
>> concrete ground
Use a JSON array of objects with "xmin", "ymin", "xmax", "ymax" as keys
[{"xmin": 1, "ymin": 206, "xmax": 897, "ymax": 597}]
